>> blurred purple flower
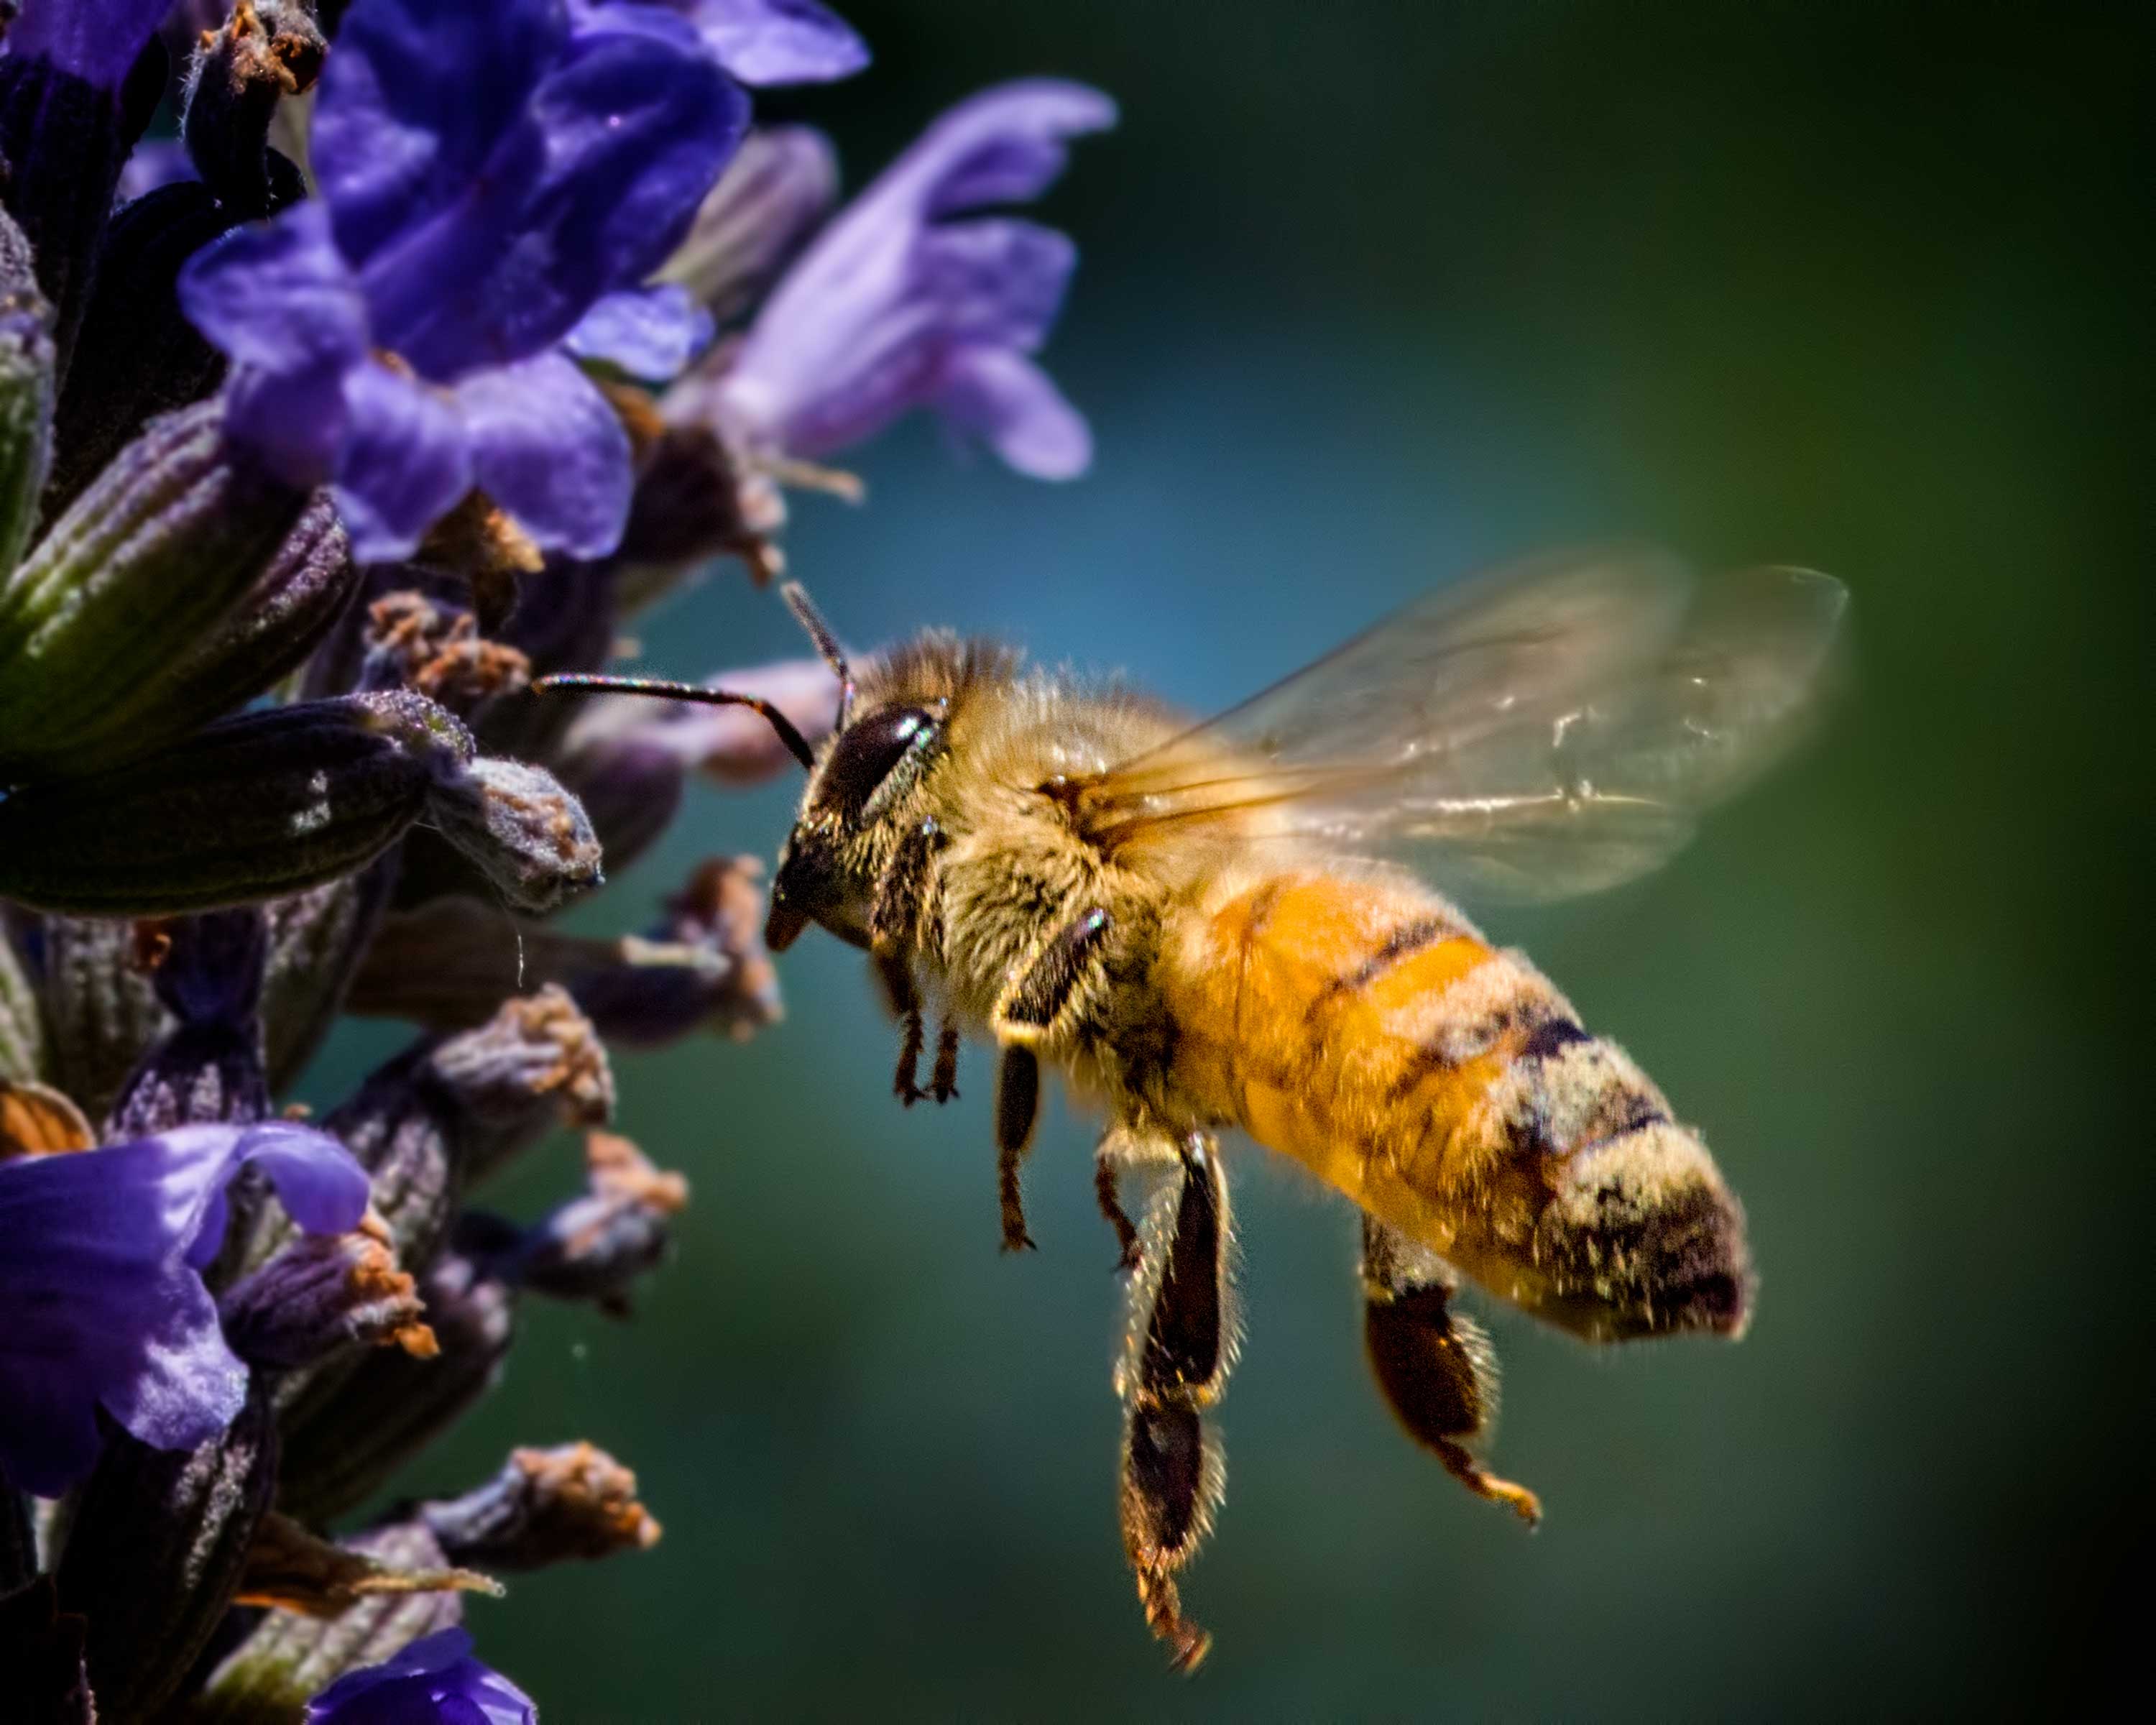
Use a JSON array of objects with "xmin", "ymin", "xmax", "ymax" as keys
[
  {"xmin": 684, "ymin": 80, "xmax": 1114, "ymax": 480},
  {"xmin": 588, "ymin": 0, "xmax": 867, "ymax": 86},
  {"xmin": 176, "ymin": 0, "xmax": 747, "ymax": 560},
  {"xmin": 1, "ymin": 0, "xmax": 170, "ymax": 89},
  {"xmin": 304, "ymin": 1627, "xmax": 535, "ymax": 1725},
  {"xmin": 0, "ymin": 1123, "xmax": 369, "ymax": 1497}
]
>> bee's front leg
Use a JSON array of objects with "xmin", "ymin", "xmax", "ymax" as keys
[
  {"xmin": 867, "ymin": 817, "xmax": 942, "ymax": 1107},
  {"xmin": 1360, "ymin": 1217, "xmax": 1541, "ymax": 1526}
]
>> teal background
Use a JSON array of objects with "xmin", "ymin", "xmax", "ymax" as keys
[{"xmin": 305, "ymin": 2, "xmax": 2146, "ymax": 1717}]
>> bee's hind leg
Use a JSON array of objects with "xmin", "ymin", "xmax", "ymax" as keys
[
  {"xmin": 867, "ymin": 817, "xmax": 943, "ymax": 1106},
  {"xmin": 1115, "ymin": 1130, "xmax": 1238, "ymax": 1673},
  {"xmin": 1359, "ymin": 1217, "xmax": 1541, "ymax": 1526}
]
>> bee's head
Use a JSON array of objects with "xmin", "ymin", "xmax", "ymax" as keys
[{"xmin": 535, "ymin": 584, "xmax": 1002, "ymax": 954}]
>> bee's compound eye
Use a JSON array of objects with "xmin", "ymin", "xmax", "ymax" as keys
[{"xmin": 818, "ymin": 704, "xmax": 936, "ymax": 814}]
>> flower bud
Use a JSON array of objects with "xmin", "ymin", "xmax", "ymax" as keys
[
  {"xmin": 36, "ymin": 914, "xmax": 167, "ymax": 1121},
  {"xmin": 0, "ymin": 206, "xmax": 55, "ymax": 578},
  {"xmin": 46, "ymin": 180, "xmax": 233, "ymax": 515},
  {"xmin": 471, "ymin": 1131, "xmax": 686, "ymax": 1316},
  {"xmin": 0, "ymin": 400, "xmax": 310, "ymax": 781},
  {"xmin": 195, "ymin": 1521, "xmax": 476, "ymax": 1714},
  {"xmin": 422, "ymin": 755, "xmax": 604, "ymax": 915},
  {"xmin": 420, "ymin": 1442, "xmax": 661, "ymax": 1571},
  {"xmin": 0, "ymin": 921, "xmax": 45, "ymax": 1084},
  {"xmin": 181, "ymin": 0, "xmax": 324, "ymax": 216},
  {"xmin": 260, "ymin": 855, "xmax": 399, "ymax": 1095},
  {"xmin": 106, "ymin": 908, "xmax": 271, "ymax": 1138},
  {"xmin": 52, "ymin": 1384, "xmax": 277, "ymax": 1721},
  {"xmin": 276, "ymin": 1253, "xmax": 517, "ymax": 1527},
  {"xmin": 220, "ymin": 1215, "xmax": 436, "ymax": 1374},
  {"xmin": 0, "ymin": 23, "xmax": 167, "ymax": 377},
  {"xmin": 0, "ymin": 692, "xmax": 460, "ymax": 915},
  {"xmin": 359, "ymin": 590, "xmax": 533, "ymax": 721}
]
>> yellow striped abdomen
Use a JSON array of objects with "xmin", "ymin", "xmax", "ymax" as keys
[{"xmin": 1159, "ymin": 870, "xmax": 1751, "ymax": 1340}]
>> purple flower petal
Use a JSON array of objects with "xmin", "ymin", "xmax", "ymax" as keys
[
  {"xmin": 305, "ymin": 1628, "xmax": 536, "ymax": 1725},
  {"xmin": 333, "ymin": 359, "xmax": 474, "ymax": 562},
  {"xmin": 932, "ymin": 346, "xmax": 1092, "ymax": 480},
  {"xmin": 178, "ymin": 201, "xmax": 370, "ymax": 377},
  {"xmin": 711, "ymin": 80, "xmax": 1110, "ymax": 469},
  {"xmin": 320, "ymin": 0, "xmax": 745, "ymax": 379},
  {"xmin": 674, "ymin": 0, "xmax": 869, "ymax": 86},
  {"xmin": 0, "ymin": 1123, "xmax": 367, "ymax": 1496},
  {"xmin": 4, "ymin": 0, "xmax": 172, "ymax": 90},
  {"xmin": 660, "ymin": 124, "xmax": 839, "ymax": 321},
  {"xmin": 119, "ymin": 138, "xmax": 200, "ymax": 203},
  {"xmin": 311, "ymin": 0, "xmax": 564, "ymax": 277},
  {"xmin": 455, "ymin": 351, "xmax": 634, "ymax": 557},
  {"xmin": 566, "ymin": 285, "xmax": 714, "ymax": 378}
]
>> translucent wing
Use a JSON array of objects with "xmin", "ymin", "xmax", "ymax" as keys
[{"xmin": 1074, "ymin": 548, "xmax": 1846, "ymax": 903}]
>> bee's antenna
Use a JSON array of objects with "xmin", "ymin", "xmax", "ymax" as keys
[
  {"xmin": 780, "ymin": 581, "xmax": 853, "ymax": 732},
  {"xmin": 532, "ymin": 674, "xmax": 816, "ymax": 773}
]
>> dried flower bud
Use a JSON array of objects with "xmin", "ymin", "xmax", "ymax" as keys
[
  {"xmin": 52, "ymin": 1384, "xmax": 277, "ymax": 1721},
  {"xmin": 276, "ymin": 1253, "xmax": 517, "ymax": 1527},
  {"xmin": 614, "ymin": 420, "xmax": 785, "ymax": 586},
  {"xmin": 221, "ymin": 1214, "xmax": 437, "ymax": 1373},
  {"xmin": 0, "ymin": 400, "xmax": 309, "ymax": 781},
  {"xmin": 473, "ymin": 1131, "xmax": 687, "ymax": 1316},
  {"xmin": 106, "ymin": 908, "xmax": 271, "ymax": 1137},
  {"xmin": 36, "ymin": 914, "xmax": 168, "ymax": 1120},
  {"xmin": 554, "ymin": 731, "xmax": 686, "ymax": 875},
  {"xmin": 420, "ymin": 755, "xmax": 604, "ymax": 915},
  {"xmin": 420, "ymin": 1442, "xmax": 661, "ymax": 1573},
  {"xmin": 234, "ymin": 1512, "xmax": 497, "ymax": 1619},
  {"xmin": 195, "ymin": 1522, "xmax": 475, "ymax": 1716},
  {"xmin": 181, "ymin": 0, "xmax": 324, "ymax": 216},
  {"xmin": 359, "ymin": 590, "xmax": 533, "ymax": 719},
  {"xmin": 0, "ymin": 206, "xmax": 55, "ymax": 578},
  {"xmin": 0, "ymin": 692, "xmax": 456, "ymax": 914},
  {"xmin": 260, "ymin": 855, "xmax": 397, "ymax": 1095},
  {"xmin": 0, "ymin": 924, "xmax": 46, "ymax": 1084},
  {"xmin": 423, "ymin": 986, "xmax": 615, "ymax": 1187},
  {"xmin": 0, "ymin": 1576, "xmax": 92, "ymax": 1725}
]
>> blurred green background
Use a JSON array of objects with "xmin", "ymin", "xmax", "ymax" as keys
[{"xmin": 306, "ymin": 1, "xmax": 2146, "ymax": 1717}]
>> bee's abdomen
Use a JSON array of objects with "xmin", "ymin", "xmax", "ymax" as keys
[{"xmin": 1163, "ymin": 873, "xmax": 1749, "ymax": 1338}]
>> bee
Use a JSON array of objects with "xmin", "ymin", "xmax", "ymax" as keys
[{"xmin": 540, "ymin": 547, "xmax": 1847, "ymax": 1670}]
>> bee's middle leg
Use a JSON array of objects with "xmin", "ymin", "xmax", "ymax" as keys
[{"xmin": 987, "ymin": 904, "xmax": 1118, "ymax": 1252}]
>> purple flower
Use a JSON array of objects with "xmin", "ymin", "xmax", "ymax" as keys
[
  {"xmin": 2, "ymin": 0, "xmax": 170, "ymax": 89},
  {"xmin": 178, "ymin": 0, "xmax": 747, "ymax": 561},
  {"xmin": 682, "ymin": 80, "xmax": 1113, "ymax": 482},
  {"xmin": 305, "ymin": 1628, "xmax": 535, "ymax": 1725},
  {"xmin": 589, "ymin": 0, "xmax": 867, "ymax": 86},
  {"xmin": 0, "ymin": 1122, "xmax": 369, "ymax": 1497}
]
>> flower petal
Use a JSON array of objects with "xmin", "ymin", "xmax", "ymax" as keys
[
  {"xmin": 711, "ymin": 81, "xmax": 1109, "ymax": 466},
  {"xmin": 0, "ymin": 1123, "xmax": 366, "ymax": 1496},
  {"xmin": 566, "ymin": 285, "xmax": 714, "ymax": 380},
  {"xmin": 6, "ymin": 0, "xmax": 172, "ymax": 89},
  {"xmin": 932, "ymin": 347, "xmax": 1092, "ymax": 479},
  {"xmin": 679, "ymin": 0, "xmax": 869, "ymax": 86},
  {"xmin": 659, "ymin": 124, "xmax": 839, "ymax": 322},
  {"xmin": 310, "ymin": 0, "xmax": 564, "ymax": 275},
  {"xmin": 305, "ymin": 1627, "xmax": 537, "ymax": 1725},
  {"xmin": 178, "ymin": 201, "xmax": 370, "ymax": 377},
  {"xmin": 333, "ymin": 359, "xmax": 474, "ymax": 561},
  {"xmin": 456, "ymin": 351, "xmax": 633, "ymax": 558}
]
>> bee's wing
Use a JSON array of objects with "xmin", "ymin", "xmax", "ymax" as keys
[{"xmin": 1075, "ymin": 548, "xmax": 1846, "ymax": 903}]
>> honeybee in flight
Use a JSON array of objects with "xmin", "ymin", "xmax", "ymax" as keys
[{"xmin": 540, "ymin": 548, "xmax": 1847, "ymax": 1670}]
